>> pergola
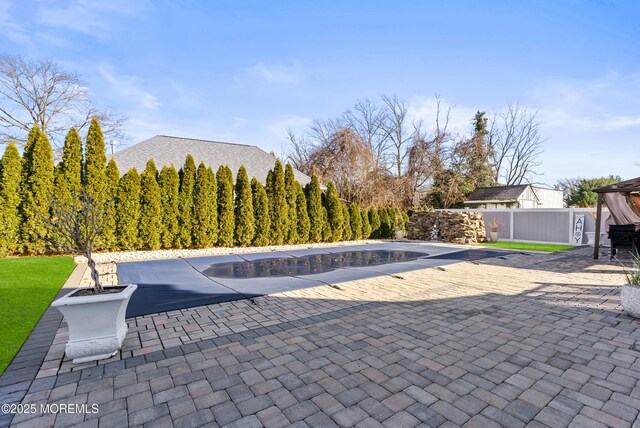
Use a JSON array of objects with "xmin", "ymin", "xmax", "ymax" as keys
[{"xmin": 593, "ymin": 177, "xmax": 640, "ymax": 259}]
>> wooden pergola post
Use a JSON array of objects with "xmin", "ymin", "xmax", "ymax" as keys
[{"xmin": 593, "ymin": 193, "xmax": 603, "ymax": 259}]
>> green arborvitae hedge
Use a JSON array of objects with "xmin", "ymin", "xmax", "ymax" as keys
[
  {"xmin": 369, "ymin": 208, "xmax": 380, "ymax": 238},
  {"xmin": 0, "ymin": 143, "xmax": 22, "ymax": 256},
  {"xmin": 234, "ymin": 165, "xmax": 255, "ymax": 246},
  {"xmin": 341, "ymin": 203, "xmax": 352, "ymax": 241},
  {"xmin": 349, "ymin": 203, "xmax": 363, "ymax": 240},
  {"xmin": 116, "ymin": 168, "xmax": 141, "ymax": 250},
  {"xmin": 206, "ymin": 167, "xmax": 219, "ymax": 244},
  {"xmin": 306, "ymin": 174, "xmax": 323, "ymax": 243},
  {"xmin": 361, "ymin": 206, "xmax": 371, "ymax": 239},
  {"xmin": 321, "ymin": 206, "xmax": 332, "ymax": 242},
  {"xmin": 159, "ymin": 165, "xmax": 180, "ymax": 248},
  {"xmin": 84, "ymin": 117, "xmax": 107, "ymax": 207},
  {"xmin": 284, "ymin": 163, "xmax": 298, "ymax": 244},
  {"xmin": 139, "ymin": 160, "xmax": 162, "ymax": 250},
  {"xmin": 267, "ymin": 160, "xmax": 288, "ymax": 245},
  {"xmin": 251, "ymin": 177, "xmax": 270, "ymax": 246},
  {"xmin": 324, "ymin": 182, "xmax": 343, "ymax": 242},
  {"xmin": 102, "ymin": 159, "xmax": 120, "ymax": 250},
  {"xmin": 0, "ymin": 123, "xmax": 409, "ymax": 257},
  {"xmin": 177, "ymin": 155, "xmax": 196, "ymax": 248},
  {"xmin": 54, "ymin": 128, "xmax": 82, "ymax": 203},
  {"xmin": 295, "ymin": 182, "xmax": 310, "ymax": 243},
  {"xmin": 378, "ymin": 207, "xmax": 391, "ymax": 239},
  {"xmin": 20, "ymin": 125, "xmax": 54, "ymax": 254},
  {"xmin": 217, "ymin": 165, "xmax": 234, "ymax": 247},
  {"xmin": 193, "ymin": 162, "xmax": 215, "ymax": 248}
]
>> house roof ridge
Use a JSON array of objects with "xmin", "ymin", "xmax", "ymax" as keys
[{"xmin": 153, "ymin": 135, "xmax": 256, "ymax": 148}]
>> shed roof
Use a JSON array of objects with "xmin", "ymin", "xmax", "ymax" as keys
[
  {"xmin": 111, "ymin": 135, "xmax": 311, "ymax": 185},
  {"xmin": 464, "ymin": 185, "xmax": 530, "ymax": 203}
]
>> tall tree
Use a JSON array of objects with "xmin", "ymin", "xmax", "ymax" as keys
[
  {"xmin": 54, "ymin": 128, "xmax": 82, "ymax": 203},
  {"xmin": 324, "ymin": 182, "xmax": 343, "ymax": 242},
  {"xmin": 377, "ymin": 207, "xmax": 390, "ymax": 239},
  {"xmin": 177, "ymin": 155, "xmax": 196, "ymax": 248},
  {"xmin": 159, "ymin": 165, "xmax": 180, "ymax": 248},
  {"xmin": 361, "ymin": 206, "xmax": 371, "ymax": 239},
  {"xmin": 234, "ymin": 165, "xmax": 255, "ymax": 246},
  {"xmin": 115, "ymin": 168, "xmax": 140, "ymax": 250},
  {"xmin": 267, "ymin": 160, "xmax": 288, "ymax": 245},
  {"xmin": 83, "ymin": 117, "xmax": 108, "ymax": 249},
  {"xmin": 284, "ymin": 163, "xmax": 298, "ymax": 244},
  {"xmin": 369, "ymin": 208, "xmax": 381, "ymax": 239},
  {"xmin": 0, "ymin": 55, "xmax": 126, "ymax": 150},
  {"xmin": 295, "ymin": 182, "xmax": 310, "ymax": 243},
  {"xmin": 20, "ymin": 125, "xmax": 54, "ymax": 253},
  {"xmin": 349, "ymin": 203, "xmax": 363, "ymax": 240},
  {"xmin": 490, "ymin": 104, "xmax": 544, "ymax": 185},
  {"xmin": 102, "ymin": 159, "xmax": 119, "ymax": 250},
  {"xmin": 193, "ymin": 162, "xmax": 214, "ymax": 248},
  {"xmin": 306, "ymin": 174, "xmax": 323, "ymax": 242},
  {"xmin": 139, "ymin": 160, "xmax": 162, "ymax": 250},
  {"xmin": 251, "ymin": 177, "xmax": 270, "ymax": 246},
  {"xmin": 0, "ymin": 143, "xmax": 22, "ymax": 255},
  {"xmin": 566, "ymin": 176, "xmax": 621, "ymax": 207},
  {"xmin": 217, "ymin": 165, "xmax": 234, "ymax": 247},
  {"xmin": 341, "ymin": 203, "xmax": 352, "ymax": 241},
  {"xmin": 206, "ymin": 167, "xmax": 219, "ymax": 245}
]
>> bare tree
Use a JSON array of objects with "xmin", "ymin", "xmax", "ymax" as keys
[
  {"xmin": 343, "ymin": 98, "xmax": 388, "ymax": 169},
  {"xmin": 39, "ymin": 189, "xmax": 110, "ymax": 292},
  {"xmin": 0, "ymin": 55, "xmax": 127, "ymax": 150},
  {"xmin": 380, "ymin": 95, "xmax": 420, "ymax": 177},
  {"xmin": 490, "ymin": 104, "xmax": 544, "ymax": 185}
]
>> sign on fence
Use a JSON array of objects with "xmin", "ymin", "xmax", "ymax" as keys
[{"xmin": 573, "ymin": 215, "xmax": 585, "ymax": 245}]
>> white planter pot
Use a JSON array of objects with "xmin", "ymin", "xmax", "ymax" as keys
[
  {"xmin": 489, "ymin": 231, "xmax": 499, "ymax": 242},
  {"xmin": 52, "ymin": 284, "xmax": 137, "ymax": 363},
  {"xmin": 585, "ymin": 232, "xmax": 595, "ymax": 246},
  {"xmin": 395, "ymin": 230, "xmax": 404, "ymax": 240},
  {"xmin": 621, "ymin": 284, "xmax": 640, "ymax": 318}
]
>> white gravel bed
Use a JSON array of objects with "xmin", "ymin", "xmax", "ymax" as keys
[{"xmin": 74, "ymin": 239, "xmax": 405, "ymax": 264}]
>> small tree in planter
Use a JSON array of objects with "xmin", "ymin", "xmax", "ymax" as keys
[
  {"xmin": 489, "ymin": 218, "xmax": 499, "ymax": 242},
  {"xmin": 41, "ymin": 188, "xmax": 137, "ymax": 363}
]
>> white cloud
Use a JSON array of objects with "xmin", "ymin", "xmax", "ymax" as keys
[
  {"xmin": 532, "ymin": 71, "xmax": 640, "ymax": 131},
  {"xmin": 99, "ymin": 66, "xmax": 160, "ymax": 110},
  {"xmin": 0, "ymin": 0, "xmax": 31, "ymax": 45},
  {"xmin": 265, "ymin": 115, "xmax": 312, "ymax": 138},
  {"xmin": 238, "ymin": 61, "xmax": 304, "ymax": 85},
  {"xmin": 36, "ymin": 0, "xmax": 150, "ymax": 41}
]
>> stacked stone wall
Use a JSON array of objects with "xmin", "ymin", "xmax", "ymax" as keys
[{"xmin": 408, "ymin": 211, "xmax": 487, "ymax": 244}]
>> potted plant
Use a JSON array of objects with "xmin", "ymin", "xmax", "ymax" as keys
[
  {"xmin": 43, "ymin": 190, "xmax": 137, "ymax": 363},
  {"xmin": 489, "ymin": 218, "xmax": 499, "ymax": 242},
  {"xmin": 620, "ymin": 255, "xmax": 640, "ymax": 318},
  {"xmin": 394, "ymin": 212, "xmax": 406, "ymax": 240}
]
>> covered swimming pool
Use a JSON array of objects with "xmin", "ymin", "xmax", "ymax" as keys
[{"xmin": 118, "ymin": 243, "xmax": 511, "ymax": 317}]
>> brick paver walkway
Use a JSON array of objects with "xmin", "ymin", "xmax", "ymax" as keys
[{"xmin": 2, "ymin": 246, "xmax": 638, "ymax": 428}]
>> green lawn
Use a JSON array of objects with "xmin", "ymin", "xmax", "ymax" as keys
[
  {"xmin": 0, "ymin": 256, "xmax": 75, "ymax": 376},
  {"xmin": 479, "ymin": 241, "xmax": 576, "ymax": 252}
]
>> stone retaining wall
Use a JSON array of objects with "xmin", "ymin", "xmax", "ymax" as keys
[{"xmin": 408, "ymin": 211, "xmax": 487, "ymax": 244}]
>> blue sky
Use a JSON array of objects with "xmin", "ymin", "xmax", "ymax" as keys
[{"xmin": 1, "ymin": 0, "xmax": 639, "ymax": 186}]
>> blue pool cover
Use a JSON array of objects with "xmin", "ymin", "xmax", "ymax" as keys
[{"xmin": 118, "ymin": 243, "xmax": 512, "ymax": 317}]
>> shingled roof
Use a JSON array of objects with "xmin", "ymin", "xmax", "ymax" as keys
[
  {"xmin": 111, "ymin": 135, "xmax": 311, "ymax": 185},
  {"xmin": 465, "ymin": 184, "xmax": 530, "ymax": 203}
]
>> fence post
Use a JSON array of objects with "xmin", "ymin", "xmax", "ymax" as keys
[
  {"xmin": 568, "ymin": 208, "xmax": 574, "ymax": 244},
  {"xmin": 509, "ymin": 209, "xmax": 514, "ymax": 241}
]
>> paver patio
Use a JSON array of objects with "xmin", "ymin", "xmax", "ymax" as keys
[{"xmin": 1, "ymin": 245, "xmax": 638, "ymax": 428}]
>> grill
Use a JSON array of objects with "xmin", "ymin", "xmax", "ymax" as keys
[{"xmin": 608, "ymin": 224, "xmax": 640, "ymax": 257}]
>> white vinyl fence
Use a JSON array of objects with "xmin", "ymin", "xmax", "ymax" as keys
[{"xmin": 439, "ymin": 208, "xmax": 611, "ymax": 246}]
